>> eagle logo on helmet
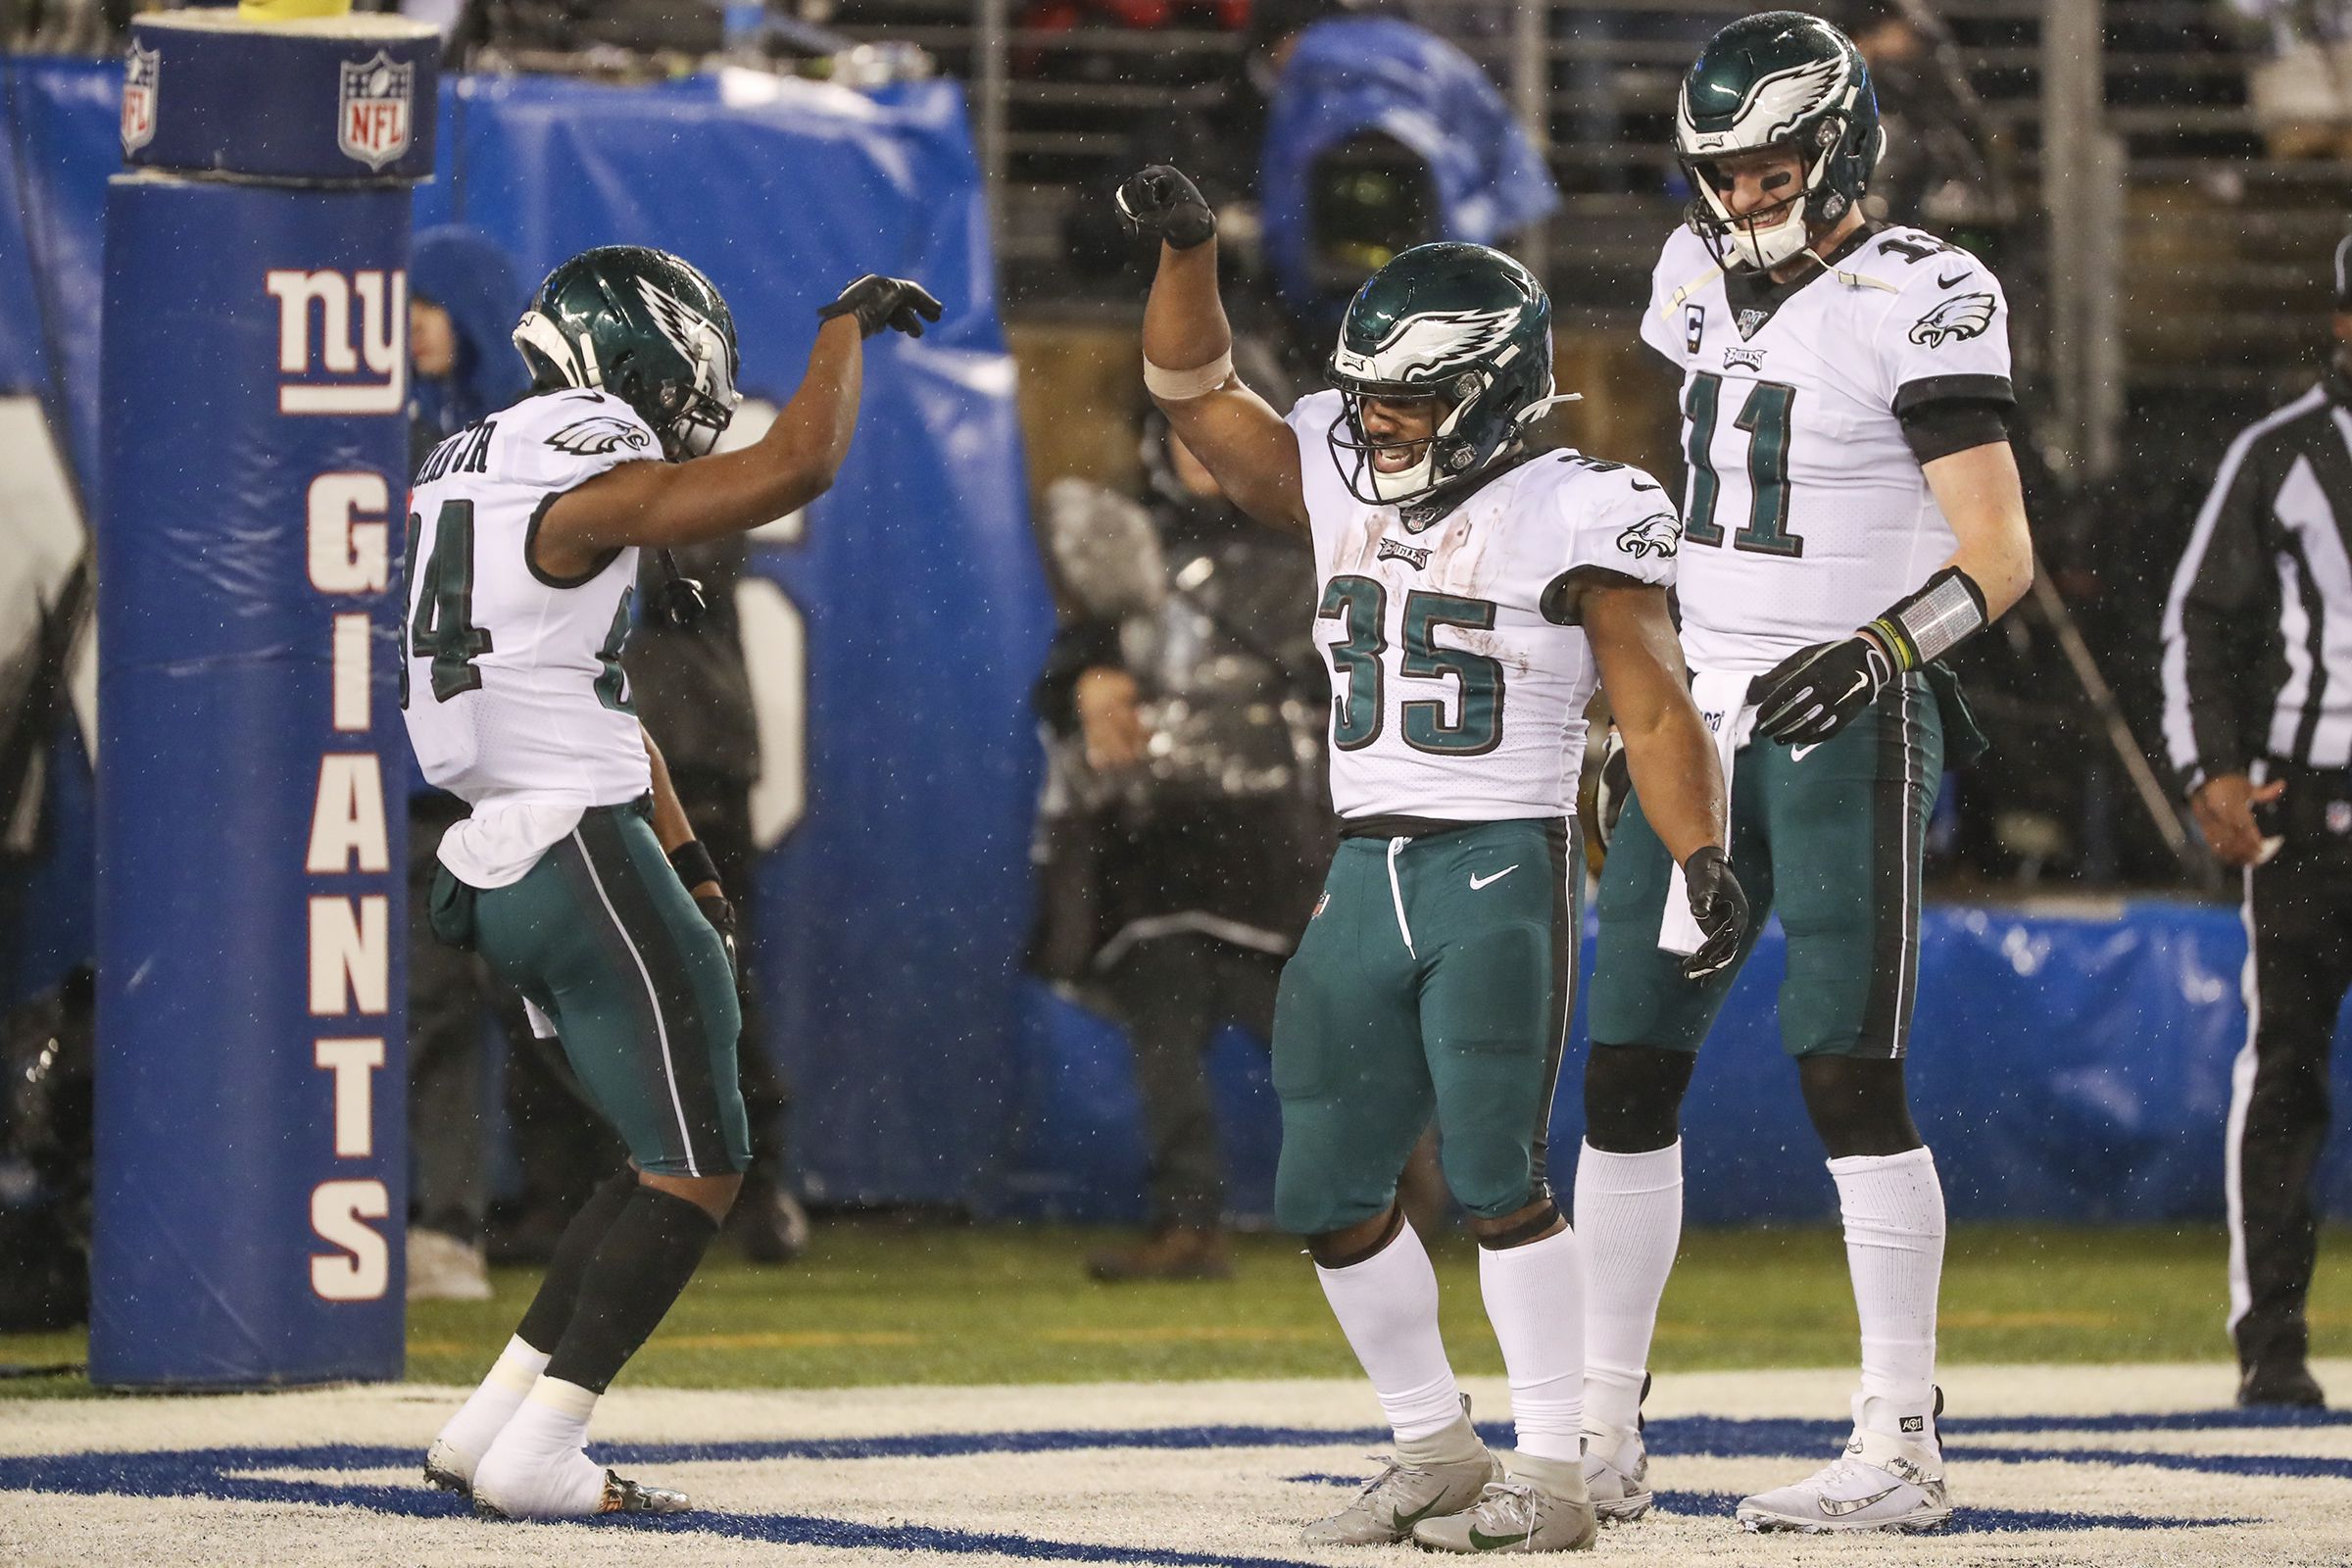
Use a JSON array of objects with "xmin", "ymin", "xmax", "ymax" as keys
[
  {"xmin": 1340, "ymin": 308, "xmax": 1521, "ymax": 384},
  {"xmin": 1908, "ymin": 292, "xmax": 1997, "ymax": 349},
  {"xmin": 635, "ymin": 276, "xmax": 730, "ymax": 393},
  {"xmin": 1677, "ymin": 52, "xmax": 1846, "ymax": 154}
]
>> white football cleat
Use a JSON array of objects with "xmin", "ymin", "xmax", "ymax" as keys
[
  {"xmin": 1581, "ymin": 1421, "xmax": 1652, "ymax": 1523},
  {"xmin": 422, "ymin": 1437, "xmax": 478, "ymax": 1496},
  {"xmin": 1736, "ymin": 1392, "xmax": 1951, "ymax": 1535}
]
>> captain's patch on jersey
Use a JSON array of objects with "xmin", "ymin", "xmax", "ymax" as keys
[
  {"xmin": 546, "ymin": 415, "xmax": 655, "ymax": 457},
  {"xmin": 1617, "ymin": 512, "xmax": 1683, "ymax": 561},
  {"xmin": 1909, "ymin": 293, "xmax": 1997, "ymax": 349}
]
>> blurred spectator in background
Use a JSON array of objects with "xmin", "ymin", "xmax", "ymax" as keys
[
  {"xmin": 2231, "ymin": 0, "xmax": 2352, "ymax": 160},
  {"xmin": 1257, "ymin": 12, "xmax": 1557, "ymax": 348},
  {"xmin": 2158, "ymin": 234, "xmax": 2352, "ymax": 1409},
  {"xmin": 621, "ymin": 541, "xmax": 810, "ymax": 1262},
  {"xmin": 1029, "ymin": 384, "xmax": 1333, "ymax": 1281},
  {"xmin": 1838, "ymin": 0, "xmax": 2014, "ymax": 240},
  {"xmin": 404, "ymin": 225, "xmax": 534, "ymax": 1299}
]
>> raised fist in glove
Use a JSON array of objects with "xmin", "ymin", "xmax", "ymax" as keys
[
  {"xmin": 1751, "ymin": 630, "xmax": 1895, "ymax": 747},
  {"xmin": 1680, "ymin": 845, "xmax": 1748, "ymax": 981},
  {"xmin": 819, "ymin": 275, "xmax": 944, "ymax": 339},
  {"xmin": 1115, "ymin": 164, "xmax": 1216, "ymax": 251}
]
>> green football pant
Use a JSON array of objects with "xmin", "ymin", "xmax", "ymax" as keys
[
  {"xmin": 1589, "ymin": 672, "xmax": 1944, "ymax": 1059},
  {"xmin": 431, "ymin": 799, "xmax": 751, "ymax": 1177},
  {"xmin": 1271, "ymin": 817, "xmax": 1580, "ymax": 1238}
]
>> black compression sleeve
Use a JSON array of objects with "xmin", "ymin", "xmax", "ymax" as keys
[{"xmin": 1899, "ymin": 397, "xmax": 2010, "ymax": 465}]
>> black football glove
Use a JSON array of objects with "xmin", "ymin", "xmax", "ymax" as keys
[
  {"xmin": 1751, "ymin": 631, "xmax": 1896, "ymax": 747},
  {"xmin": 1680, "ymin": 845, "xmax": 1748, "ymax": 981},
  {"xmin": 819, "ymin": 274, "xmax": 944, "ymax": 339},
  {"xmin": 1115, "ymin": 164, "xmax": 1216, "ymax": 250},
  {"xmin": 696, "ymin": 892, "xmax": 753, "ymax": 1009}
]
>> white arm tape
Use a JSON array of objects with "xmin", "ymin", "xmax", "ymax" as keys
[{"xmin": 1142, "ymin": 348, "xmax": 1234, "ymax": 401}]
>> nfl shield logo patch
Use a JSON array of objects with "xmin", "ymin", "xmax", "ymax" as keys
[
  {"xmin": 337, "ymin": 51, "xmax": 414, "ymax": 172},
  {"xmin": 120, "ymin": 42, "xmax": 159, "ymax": 155}
]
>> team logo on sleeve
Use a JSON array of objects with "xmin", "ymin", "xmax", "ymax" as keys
[
  {"xmin": 546, "ymin": 416, "xmax": 653, "ymax": 456},
  {"xmin": 1616, "ymin": 513, "xmax": 1682, "ymax": 561},
  {"xmin": 1908, "ymin": 292, "xmax": 1996, "ymax": 348}
]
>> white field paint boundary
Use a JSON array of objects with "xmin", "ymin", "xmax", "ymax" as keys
[{"xmin": 0, "ymin": 1362, "xmax": 2347, "ymax": 1567}]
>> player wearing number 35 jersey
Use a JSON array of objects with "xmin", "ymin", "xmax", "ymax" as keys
[
  {"xmin": 1579, "ymin": 12, "xmax": 2035, "ymax": 1538},
  {"xmin": 1119, "ymin": 163, "xmax": 1747, "ymax": 1554},
  {"xmin": 402, "ymin": 245, "xmax": 941, "ymax": 1523}
]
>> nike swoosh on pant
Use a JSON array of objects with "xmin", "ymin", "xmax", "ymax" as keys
[
  {"xmin": 1790, "ymin": 743, "xmax": 1821, "ymax": 761},
  {"xmin": 1469, "ymin": 865, "xmax": 1520, "ymax": 890}
]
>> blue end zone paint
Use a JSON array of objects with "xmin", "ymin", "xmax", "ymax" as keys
[{"xmin": 0, "ymin": 1406, "xmax": 2332, "ymax": 1551}]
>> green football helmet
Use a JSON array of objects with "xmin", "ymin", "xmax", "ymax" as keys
[
  {"xmin": 1325, "ymin": 241, "xmax": 1559, "ymax": 514},
  {"xmin": 1675, "ymin": 11, "xmax": 1882, "ymax": 271},
  {"xmin": 513, "ymin": 245, "xmax": 742, "ymax": 460}
]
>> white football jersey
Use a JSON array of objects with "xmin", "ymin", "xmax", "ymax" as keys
[
  {"xmin": 1641, "ymin": 222, "xmax": 2013, "ymax": 673},
  {"xmin": 1287, "ymin": 390, "xmax": 1683, "ymax": 822},
  {"xmin": 401, "ymin": 388, "xmax": 659, "ymax": 822}
]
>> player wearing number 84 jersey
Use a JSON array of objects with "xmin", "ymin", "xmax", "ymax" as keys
[
  {"xmin": 402, "ymin": 246, "xmax": 941, "ymax": 1523},
  {"xmin": 1121, "ymin": 159, "xmax": 1748, "ymax": 1554},
  {"xmin": 1580, "ymin": 10, "xmax": 2036, "ymax": 1538}
]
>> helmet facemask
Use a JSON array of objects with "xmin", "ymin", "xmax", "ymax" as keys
[
  {"xmin": 651, "ymin": 314, "xmax": 740, "ymax": 460},
  {"xmin": 1326, "ymin": 368, "xmax": 1493, "ymax": 508},
  {"xmin": 1682, "ymin": 130, "xmax": 1844, "ymax": 271}
]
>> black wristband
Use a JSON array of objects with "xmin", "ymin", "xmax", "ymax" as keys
[{"xmin": 667, "ymin": 839, "xmax": 720, "ymax": 891}]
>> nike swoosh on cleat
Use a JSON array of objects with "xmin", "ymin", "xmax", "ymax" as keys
[
  {"xmin": 1818, "ymin": 1486, "xmax": 1903, "ymax": 1517},
  {"xmin": 1469, "ymin": 866, "xmax": 1520, "ymax": 890},
  {"xmin": 1468, "ymin": 1527, "xmax": 1536, "ymax": 1549},
  {"xmin": 1387, "ymin": 1500, "xmax": 1444, "ymax": 1535}
]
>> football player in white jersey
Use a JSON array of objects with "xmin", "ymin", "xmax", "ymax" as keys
[
  {"xmin": 1117, "ymin": 164, "xmax": 1748, "ymax": 1553},
  {"xmin": 1578, "ymin": 12, "xmax": 2034, "ymax": 1536},
  {"xmin": 406, "ymin": 245, "xmax": 940, "ymax": 1520}
]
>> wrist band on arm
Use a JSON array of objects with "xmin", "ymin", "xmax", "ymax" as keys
[
  {"xmin": 1865, "ymin": 565, "xmax": 1988, "ymax": 670},
  {"xmin": 1142, "ymin": 348, "xmax": 1234, "ymax": 402},
  {"xmin": 667, "ymin": 839, "xmax": 720, "ymax": 892}
]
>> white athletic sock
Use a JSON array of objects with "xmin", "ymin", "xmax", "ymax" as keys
[
  {"xmin": 432, "ymin": 1335, "xmax": 550, "ymax": 1474},
  {"xmin": 1573, "ymin": 1140, "xmax": 1682, "ymax": 1437},
  {"xmin": 1476, "ymin": 1223, "xmax": 1585, "ymax": 1463},
  {"xmin": 1314, "ymin": 1220, "xmax": 1463, "ymax": 1444},
  {"xmin": 473, "ymin": 1376, "xmax": 606, "ymax": 1518},
  {"xmin": 1830, "ymin": 1147, "xmax": 1945, "ymax": 1423}
]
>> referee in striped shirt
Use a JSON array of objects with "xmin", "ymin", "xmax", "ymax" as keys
[{"xmin": 2159, "ymin": 235, "xmax": 2352, "ymax": 1410}]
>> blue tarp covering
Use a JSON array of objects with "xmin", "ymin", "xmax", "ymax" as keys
[{"xmin": 1006, "ymin": 902, "xmax": 2352, "ymax": 1226}]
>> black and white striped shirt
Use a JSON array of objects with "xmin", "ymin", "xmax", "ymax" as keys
[{"xmin": 2162, "ymin": 373, "xmax": 2352, "ymax": 793}]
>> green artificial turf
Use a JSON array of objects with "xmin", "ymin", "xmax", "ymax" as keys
[{"xmin": 4, "ymin": 1222, "xmax": 2345, "ymax": 1400}]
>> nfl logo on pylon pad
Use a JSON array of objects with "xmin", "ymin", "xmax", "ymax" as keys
[
  {"xmin": 337, "ymin": 51, "xmax": 413, "ymax": 172},
  {"xmin": 120, "ymin": 42, "xmax": 159, "ymax": 155}
]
